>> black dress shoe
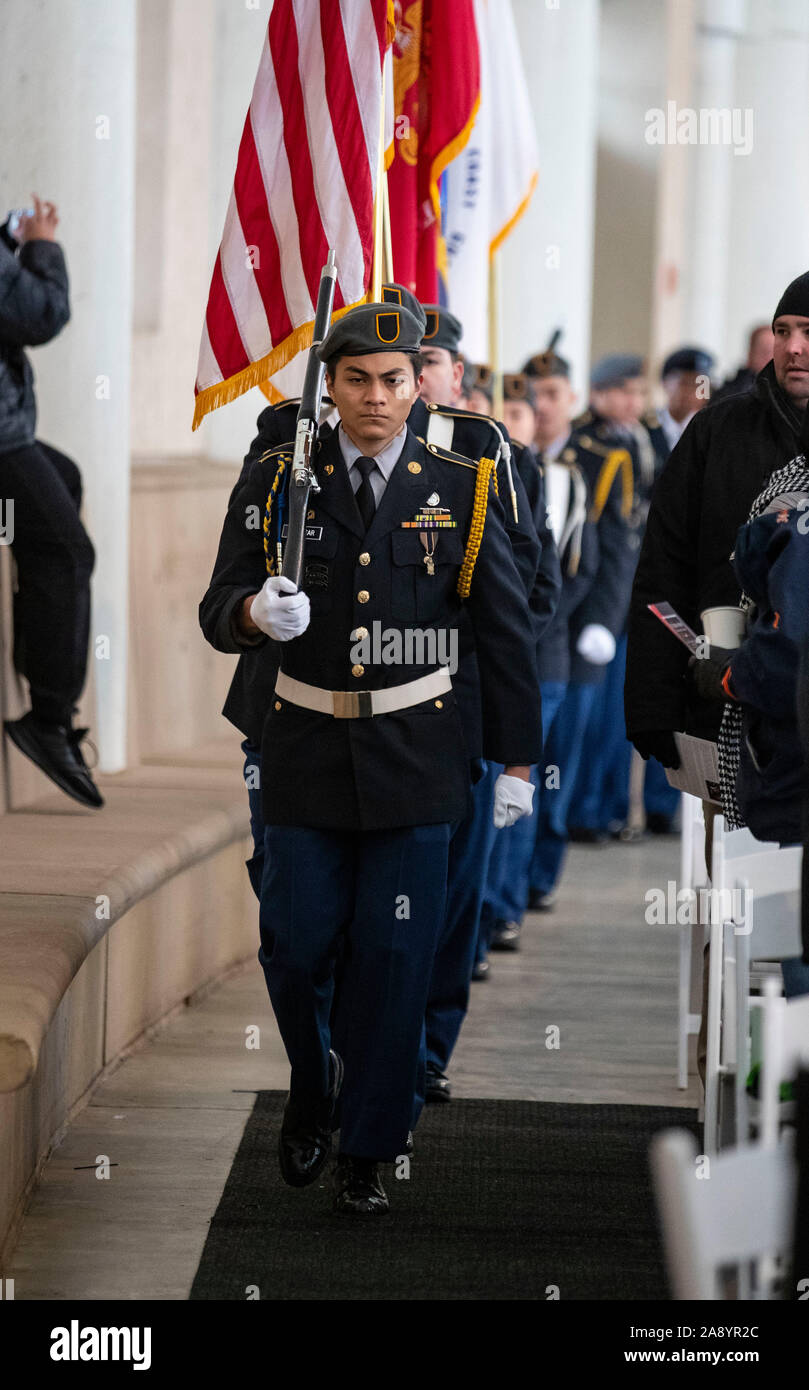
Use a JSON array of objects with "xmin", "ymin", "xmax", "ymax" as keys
[
  {"xmin": 645, "ymin": 812, "xmax": 677, "ymax": 835},
  {"xmin": 425, "ymin": 1060, "xmax": 451, "ymax": 1103},
  {"xmin": 568, "ymin": 826, "xmax": 608, "ymax": 845},
  {"xmin": 278, "ymin": 1049, "xmax": 343, "ymax": 1188},
  {"xmin": 471, "ymin": 959, "xmax": 490, "ymax": 981},
  {"xmin": 4, "ymin": 713, "xmax": 104, "ymax": 808},
  {"xmin": 527, "ymin": 889, "xmax": 556, "ymax": 912},
  {"xmin": 333, "ymin": 1156, "xmax": 389, "ymax": 1215},
  {"xmin": 489, "ymin": 918, "xmax": 521, "ymax": 951}
]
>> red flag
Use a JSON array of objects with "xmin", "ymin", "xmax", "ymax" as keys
[
  {"xmin": 387, "ymin": 0, "xmax": 480, "ymax": 301},
  {"xmin": 194, "ymin": 0, "xmax": 394, "ymax": 428}
]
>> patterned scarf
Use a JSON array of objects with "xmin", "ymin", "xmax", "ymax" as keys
[{"xmin": 718, "ymin": 454, "xmax": 809, "ymax": 827}]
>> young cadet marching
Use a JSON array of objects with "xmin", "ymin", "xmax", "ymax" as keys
[
  {"xmin": 524, "ymin": 352, "xmax": 637, "ymax": 908},
  {"xmin": 407, "ymin": 305, "xmax": 558, "ymax": 1101},
  {"xmin": 216, "ymin": 284, "xmax": 427, "ymax": 902},
  {"xmin": 199, "ymin": 302, "xmax": 542, "ymax": 1216}
]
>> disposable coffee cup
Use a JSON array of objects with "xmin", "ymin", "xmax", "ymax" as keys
[{"xmin": 700, "ymin": 606, "xmax": 746, "ymax": 651}]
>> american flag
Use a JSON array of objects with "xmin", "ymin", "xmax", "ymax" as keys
[{"xmin": 193, "ymin": 0, "xmax": 394, "ymax": 429}]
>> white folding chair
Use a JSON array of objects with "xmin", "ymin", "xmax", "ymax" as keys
[
  {"xmin": 704, "ymin": 817, "xmax": 801, "ymax": 1153},
  {"xmin": 677, "ymin": 795, "xmax": 708, "ymax": 1090},
  {"xmin": 651, "ymin": 1128, "xmax": 797, "ymax": 1300},
  {"xmin": 759, "ymin": 978, "xmax": 809, "ymax": 1149}
]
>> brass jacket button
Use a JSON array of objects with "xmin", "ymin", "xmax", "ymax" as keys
[
  {"xmin": 358, "ymin": 551, "xmax": 371, "ymax": 566},
  {"xmin": 352, "ymin": 664, "xmax": 365, "ymax": 678},
  {"xmin": 357, "ymin": 589, "xmax": 370, "ymax": 603}
]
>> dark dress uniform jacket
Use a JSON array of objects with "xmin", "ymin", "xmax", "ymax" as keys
[
  {"xmin": 556, "ymin": 425, "xmax": 637, "ymax": 685},
  {"xmin": 221, "ymin": 397, "xmax": 547, "ymax": 761},
  {"xmin": 200, "ymin": 425, "xmax": 543, "ymax": 831},
  {"xmin": 625, "ymin": 362, "xmax": 804, "ymax": 743}
]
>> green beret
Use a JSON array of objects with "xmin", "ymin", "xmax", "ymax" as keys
[
  {"xmin": 382, "ymin": 283, "xmax": 427, "ymax": 335},
  {"xmin": 316, "ymin": 302, "xmax": 424, "ymax": 361},
  {"xmin": 420, "ymin": 304, "xmax": 463, "ymax": 353}
]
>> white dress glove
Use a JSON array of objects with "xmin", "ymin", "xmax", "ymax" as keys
[
  {"xmin": 576, "ymin": 623, "xmax": 616, "ymax": 666},
  {"xmin": 249, "ymin": 575, "xmax": 310, "ymax": 641},
  {"xmin": 493, "ymin": 773, "xmax": 535, "ymax": 829}
]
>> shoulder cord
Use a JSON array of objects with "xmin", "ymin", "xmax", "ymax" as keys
[
  {"xmin": 457, "ymin": 457, "xmax": 496, "ymax": 599},
  {"xmin": 262, "ymin": 459, "xmax": 287, "ymax": 576}
]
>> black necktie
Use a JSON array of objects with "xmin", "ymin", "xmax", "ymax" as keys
[{"xmin": 354, "ymin": 455, "xmax": 378, "ymax": 531}]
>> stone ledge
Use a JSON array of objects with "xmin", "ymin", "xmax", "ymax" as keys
[{"xmin": 0, "ymin": 737, "xmax": 248, "ymax": 1093}]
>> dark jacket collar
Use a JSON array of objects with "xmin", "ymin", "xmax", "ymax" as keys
[{"xmin": 754, "ymin": 360, "xmax": 805, "ymax": 447}]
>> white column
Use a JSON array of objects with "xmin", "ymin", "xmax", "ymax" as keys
[
  {"xmin": 649, "ymin": 0, "xmax": 697, "ymax": 373},
  {"xmin": 679, "ymin": 0, "xmax": 746, "ymax": 363},
  {"xmin": 499, "ymin": 0, "xmax": 600, "ymax": 396},
  {"xmin": 723, "ymin": 0, "xmax": 809, "ymax": 369},
  {"xmin": 0, "ymin": 0, "xmax": 136, "ymax": 771}
]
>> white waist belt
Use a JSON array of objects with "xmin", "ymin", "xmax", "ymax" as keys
[{"xmin": 275, "ymin": 668, "xmax": 452, "ymax": 719}]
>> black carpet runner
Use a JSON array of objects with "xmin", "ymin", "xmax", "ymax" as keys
[{"xmin": 190, "ymin": 1093, "xmax": 698, "ymax": 1301}]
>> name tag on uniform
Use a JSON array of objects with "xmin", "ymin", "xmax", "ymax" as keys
[{"xmin": 281, "ymin": 524, "xmax": 323, "ymax": 540}]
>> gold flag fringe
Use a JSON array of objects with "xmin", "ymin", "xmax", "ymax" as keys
[{"xmin": 192, "ymin": 297, "xmax": 366, "ymax": 430}]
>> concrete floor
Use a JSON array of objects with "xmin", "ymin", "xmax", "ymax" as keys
[{"xmin": 7, "ymin": 833, "xmax": 698, "ymax": 1299}]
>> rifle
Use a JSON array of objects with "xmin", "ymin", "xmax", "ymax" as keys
[{"xmin": 281, "ymin": 250, "xmax": 338, "ymax": 589}]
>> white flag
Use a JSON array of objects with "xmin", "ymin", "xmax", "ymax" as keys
[{"xmin": 443, "ymin": 0, "xmax": 538, "ymax": 363}]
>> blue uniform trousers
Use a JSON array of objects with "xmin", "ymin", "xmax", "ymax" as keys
[
  {"xmin": 570, "ymin": 634, "xmax": 630, "ymax": 830},
  {"xmin": 424, "ymin": 762, "xmax": 498, "ymax": 1073},
  {"xmin": 529, "ymin": 680, "xmax": 599, "ymax": 894},
  {"xmin": 259, "ymin": 822, "xmax": 452, "ymax": 1160},
  {"xmin": 484, "ymin": 680, "xmax": 568, "ymax": 922},
  {"xmin": 569, "ymin": 638, "xmax": 680, "ymax": 829},
  {"xmin": 241, "ymin": 739, "xmax": 264, "ymax": 899}
]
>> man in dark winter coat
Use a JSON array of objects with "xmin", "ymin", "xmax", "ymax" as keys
[
  {"xmin": 0, "ymin": 195, "xmax": 101, "ymax": 807},
  {"xmin": 625, "ymin": 270, "xmax": 809, "ymax": 763},
  {"xmin": 625, "ymin": 269, "xmax": 809, "ymax": 1086}
]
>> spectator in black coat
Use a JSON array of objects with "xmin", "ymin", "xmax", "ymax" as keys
[
  {"xmin": 625, "ymin": 272, "xmax": 809, "ymax": 764},
  {"xmin": 0, "ymin": 195, "xmax": 101, "ymax": 807},
  {"xmin": 625, "ymin": 269, "xmax": 809, "ymax": 1086}
]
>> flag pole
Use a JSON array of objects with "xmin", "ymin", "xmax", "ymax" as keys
[
  {"xmin": 489, "ymin": 248, "xmax": 518, "ymax": 521},
  {"xmin": 371, "ymin": 58, "xmax": 388, "ymax": 299},
  {"xmin": 488, "ymin": 251, "xmax": 503, "ymax": 418},
  {"xmin": 382, "ymin": 171, "xmax": 394, "ymax": 282}
]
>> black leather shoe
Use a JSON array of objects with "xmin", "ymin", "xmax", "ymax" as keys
[
  {"xmin": 333, "ymin": 1156, "xmax": 389, "ymax": 1215},
  {"xmin": 568, "ymin": 826, "xmax": 608, "ymax": 845},
  {"xmin": 4, "ymin": 713, "xmax": 104, "ymax": 808},
  {"xmin": 278, "ymin": 1049, "xmax": 343, "ymax": 1188},
  {"xmin": 425, "ymin": 1061, "xmax": 451, "ymax": 1103},
  {"xmin": 528, "ymin": 889, "xmax": 556, "ymax": 912},
  {"xmin": 397, "ymin": 1131, "xmax": 414, "ymax": 1157},
  {"xmin": 471, "ymin": 959, "xmax": 490, "ymax": 981},
  {"xmin": 645, "ymin": 812, "xmax": 677, "ymax": 835},
  {"xmin": 489, "ymin": 918, "xmax": 521, "ymax": 951}
]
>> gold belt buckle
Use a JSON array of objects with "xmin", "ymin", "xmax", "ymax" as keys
[{"xmin": 332, "ymin": 690, "xmax": 373, "ymax": 718}]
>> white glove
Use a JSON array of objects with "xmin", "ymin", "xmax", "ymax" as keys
[
  {"xmin": 249, "ymin": 575, "xmax": 310, "ymax": 641},
  {"xmin": 576, "ymin": 623, "xmax": 616, "ymax": 666},
  {"xmin": 493, "ymin": 773, "xmax": 535, "ymax": 829}
]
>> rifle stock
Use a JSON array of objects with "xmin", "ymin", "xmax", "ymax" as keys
[{"xmin": 281, "ymin": 251, "xmax": 338, "ymax": 588}]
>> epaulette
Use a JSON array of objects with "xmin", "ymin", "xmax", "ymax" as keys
[
  {"xmin": 573, "ymin": 432, "xmax": 617, "ymax": 459},
  {"xmin": 571, "ymin": 408, "xmax": 594, "ymax": 430},
  {"xmin": 257, "ymin": 440, "xmax": 294, "ymax": 464},
  {"xmin": 421, "ymin": 438, "xmax": 479, "ymax": 470},
  {"xmin": 642, "ymin": 408, "xmax": 661, "ymax": 429}
]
